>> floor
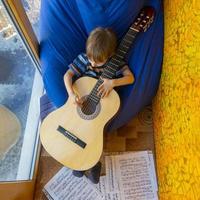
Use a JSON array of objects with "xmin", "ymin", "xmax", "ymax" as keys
[{"xmin": 34, "ymin": 105, "xmax": 155, "ymax": 199}]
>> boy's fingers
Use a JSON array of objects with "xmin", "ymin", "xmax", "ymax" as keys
[
  {"xmin": 75, "ymin": 100, "xmax": 82, "ymax": 107},
  {"xmin": 97, "ymin": 84, "xmax": 103, "ymax": 91},
  {"xmin": 79, "ymin": 100, "xmax": 83, "ymax": 104},
  {"xmin": 105, "ymin": 91, "xmax": 109, "ymax": 97},
  {"xmin": 101, "ymin": 91, "xmax": 106, "ymax": 98},
  {"xmin": 76, "ymin": 99, "xmax": 83, "ymax": 104},
  {"xmin": 97, "ymin": 88, "xmax": 104, "ymax": 96}
]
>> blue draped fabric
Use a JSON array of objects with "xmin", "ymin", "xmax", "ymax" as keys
[{"xmin": 39, "ymin": 0, "xmax": 164, "ymax": 132}]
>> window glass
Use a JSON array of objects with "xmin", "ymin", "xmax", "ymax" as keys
[
  {"xmin": 21, "ymin": 0, "xmax": 41, "ymax": 37},
  {"xmin": 0, "ymin": 1, "xmax": 43, "ymax": 181}
]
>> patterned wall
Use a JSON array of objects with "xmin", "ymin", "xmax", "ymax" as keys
[{"xmin": 153, "ymin": 1, "xmax": 200, "ymax": 199}]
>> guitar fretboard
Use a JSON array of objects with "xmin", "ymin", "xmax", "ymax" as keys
[{"xmin": 88, "ymin": 28, "xmax": 138, "ymax": 104}]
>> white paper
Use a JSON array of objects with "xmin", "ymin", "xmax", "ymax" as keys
[
  {"xmin": 95, "ymin": 176, "xmax": 107, "ymax": 194},
  {"xmin": 148, "ymin": 152, "xmax": 158, "ymax": 192},
  {"xmin": 105, "ymin": 151, "xmax": 158, "ymax": 200},
  {"xmin": 43, "ymin": 151, "xmax": 158, "ymax": 200},
  {"xmin": 105, "ymin": 156, "xmax": 118, "ymax": 193},
  {"xmin": 43, "ymin": 167, "xmax": 104, "ymax": 200},
  {"xmin": 96, "ymin": 176, "xmax": 123, "ymax": 200}
]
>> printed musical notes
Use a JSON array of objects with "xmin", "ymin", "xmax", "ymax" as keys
[
  {"xmin": 104, "ymin": 151, "xmax": 158, "ymax": 200},
  {"xmin": 43, "ymin": 167, "xmax": 104, "ymax": 200},
  {"xmin": 43, "ymin": 151, "xmax": 158, "ymax": 200}
]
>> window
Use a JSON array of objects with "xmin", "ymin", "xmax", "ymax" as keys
[
  {"xmin": 21, "ymin": 0, "xmax": 41, "ymax": 37},
  {"xmin": 0, "ymin": 1, "xmax": 43, "ymax": 181}
]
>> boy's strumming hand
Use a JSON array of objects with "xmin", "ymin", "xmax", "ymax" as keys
[
  {"xmin": 97, "ymin": 78, "xmax": 114, "ymax": 98},
  {"xmin": 69, "ymin": 92, "xmax": 83, "ymax": 106}
]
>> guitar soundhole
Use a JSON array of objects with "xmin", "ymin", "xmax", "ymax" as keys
[{"xmin": 77, "ymin": 95, "xmax": 101, "ymax": 120}]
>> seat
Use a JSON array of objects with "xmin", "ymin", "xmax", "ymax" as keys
[{"xmin": 39, "ymin": 0, "xmax": 164, "ymax": 132}]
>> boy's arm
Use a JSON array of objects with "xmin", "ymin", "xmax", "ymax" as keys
[
  {"xmin": 64, "ymin": 69, "xmax": 83, "ymax": 105},
  {"xmin": 64, "ymin": 69, "xmax": 75, "ymax": 96},
  {"xmin": 112, "ymin": 65, "xmax": 134, "ymax": 87}
]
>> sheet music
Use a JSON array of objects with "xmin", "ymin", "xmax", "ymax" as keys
[
  {"xmin": 43, "ymin": 167, "xmax": 104, "ymax": 200},
  {"xmin": 43, "ymin": 151, "xmax": 158, "ymax": 200},
  {"xmin": 148, "ymin": 152, "xmax": 158, "ymax": 192},
  {"xmin": 96, "ymin": 176, "xmax": 124, "ymax": 200},
  {"xmin": 95, "ymin": 176, "xmax": 107, "ymax": 194},
  {"xmin": 105, "ymin": 151, "xmax": 158, "ymax": 200}
]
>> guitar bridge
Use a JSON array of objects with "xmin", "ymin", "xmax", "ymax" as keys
[{"xmin": 57, "ymin": 126, "xmax": 86, "ymax": 149}]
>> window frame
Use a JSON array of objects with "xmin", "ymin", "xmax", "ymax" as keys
[{"xmin": 0, "ymin": 0, "xmax": 42, "ymax": 199}]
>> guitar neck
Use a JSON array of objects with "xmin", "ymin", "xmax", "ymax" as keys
[
  {"xmin": 115, "ymin": 28, "xmax": 138, "ymax": 61},
  {"xmin": 88, "ymin": 28, "xmax": 138, "ymax": 104}
]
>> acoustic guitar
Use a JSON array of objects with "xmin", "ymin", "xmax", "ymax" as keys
[{"xmin": 40, "ymin": 7, "xmax": 155, "ymax": 170}]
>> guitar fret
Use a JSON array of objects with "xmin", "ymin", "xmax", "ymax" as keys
[
  {"xmin": 122, "ymin": 38, "xmax": 133, "ymax": 46},
  {"xmin": 130, "ymin": 27, "xmax": 139, "ymax": 32},
  {"xmin": 127, "ymin": 32, "xmax": 135, "ymax": 38},
  {"xmin": 90, "ymin": 80, "xmax": 103, "ymax": 99},
  {"xmin": 89, "ymin": 96, "xmax": 96, "ymax": 103},
  {"xmin": 119, "ymin": 45, "xmax": 129, "ymax": 53},
  {"xmin": 107, "ymin": 62, "xmax": 115, "ymax": 73},
  {"xmin": 117, "ymin": 49, "xmax": 125, "ymax": 59},
  {"xmin": 117, "ymin": 49, "xmax": 125, "ymax": 55},
  {"xmin": 116, "ymin": 54, "xmax": 123, "ymax": 59},
  {"xmin": 109, "ymin": 60, "xmax": 120, "ymax": 67},
  {"xmin": 107, "ymin": 63, "xmax": 119, "ymax": 72},
  {"xmin": 102, "ymin": 73, "xmax": 112, "ymax": 79},
  {"xmin": 123, "ymin": 38, "xmax": 132, "ymax": 44},
  {"xmin": 112, "ymin": 57, "xmax": 121, "ymax": 63},
  {"xmin": 96, "ymin": 80, "xmax": 103, "ymax": 87},
  {"xmin": 90, "ymin": 94, "xmax": 99, "ymax": 102},
  {"xmin": 91, "ymin": 87, "xmax": 99, "ymax": 96},
  {"xmin": 107, "ymin": 65, "xmax": 116, "ymax": 73},
  {"xmin": 124, "ymin": 34, "xmax": 135, "ymax": 43},
  {"xmin": 109, "ymin": 62, "xmax": 118, "ymax": 67},
  {"xmin": 121, "ymin": 44, "xmax": 129, "ymax": 49},
  {"xmin": 118, "ymin": 49, "xmax": 126, "ymax": 54},
  {"xmin": 104, "ymin": 68, "xmax": 114, "ymax": 76}
]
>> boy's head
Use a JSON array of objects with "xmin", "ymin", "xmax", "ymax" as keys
[{"xmin": 86, "ymin": 27, "xmax": 117, "ymax": 67}]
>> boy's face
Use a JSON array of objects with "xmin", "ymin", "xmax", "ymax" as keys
[{"xmin": 88, "ymin": 58, "xmax": 107, "ymax": 68}]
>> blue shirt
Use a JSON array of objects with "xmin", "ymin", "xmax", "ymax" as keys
[{"xmin": 68, "ymin": 53, "xmax": 127, "ymax": 79}]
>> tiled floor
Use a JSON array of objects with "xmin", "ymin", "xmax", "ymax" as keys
[{"xmin": 34, "ymin": 105, "xmax": 155, "ymax": 199}]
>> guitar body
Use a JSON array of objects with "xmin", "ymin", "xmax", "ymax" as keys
[{"xmin": 40, "ymin": 76, "xmax": 120, "ymax": 170}]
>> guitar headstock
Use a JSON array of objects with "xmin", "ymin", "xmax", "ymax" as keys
[{"xmin": 131, "ymin": 6, "xmax": 155, "ymax": 32}]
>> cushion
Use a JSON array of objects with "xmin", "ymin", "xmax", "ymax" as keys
[{"xmin": 39, "ymin": 0, "xmax": 163, "ymax": 132}]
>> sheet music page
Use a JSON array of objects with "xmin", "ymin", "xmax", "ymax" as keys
[
  {"xmin": 105, "ymin": 151, "xmax": 158, "ymax": 200},
  {"xmin": 43, "ymin": 151, "xmax": 158, "ymax": 200},
  {"xmin": 43, "ymin": 167, "xmax": 104, "ymax": 200},
  {"xmin": 96, "ymin": 176, "xmax": 123, "ymax": 200},
  {"xmin": 105, "ymin": 156, "xmax": 120, "ymax": 193},
  {"xmin": 148, "ymin": 152, "xmax": 158, "ymax": 192},
  {"xmin": 95, "ymin": 176, "xmax": 107, "ymax": 194}
]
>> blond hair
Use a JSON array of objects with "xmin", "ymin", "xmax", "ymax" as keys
[{"xmin": 86, "ymin": 27, "xmax": 117, "ymax": 63}]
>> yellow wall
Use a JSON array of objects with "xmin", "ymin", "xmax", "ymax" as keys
[{"xmin": 153, "ymin": 1, "xmax": 200, "ymax": 199}]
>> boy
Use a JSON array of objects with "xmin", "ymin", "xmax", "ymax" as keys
[{"xmin": 64, "ymin": 27, "xmax": 134, "ymax": 183}]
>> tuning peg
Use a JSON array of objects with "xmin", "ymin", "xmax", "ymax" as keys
[{"xmin": 143, "ymin": 23, "xmax": 149, "ymax": 32}]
